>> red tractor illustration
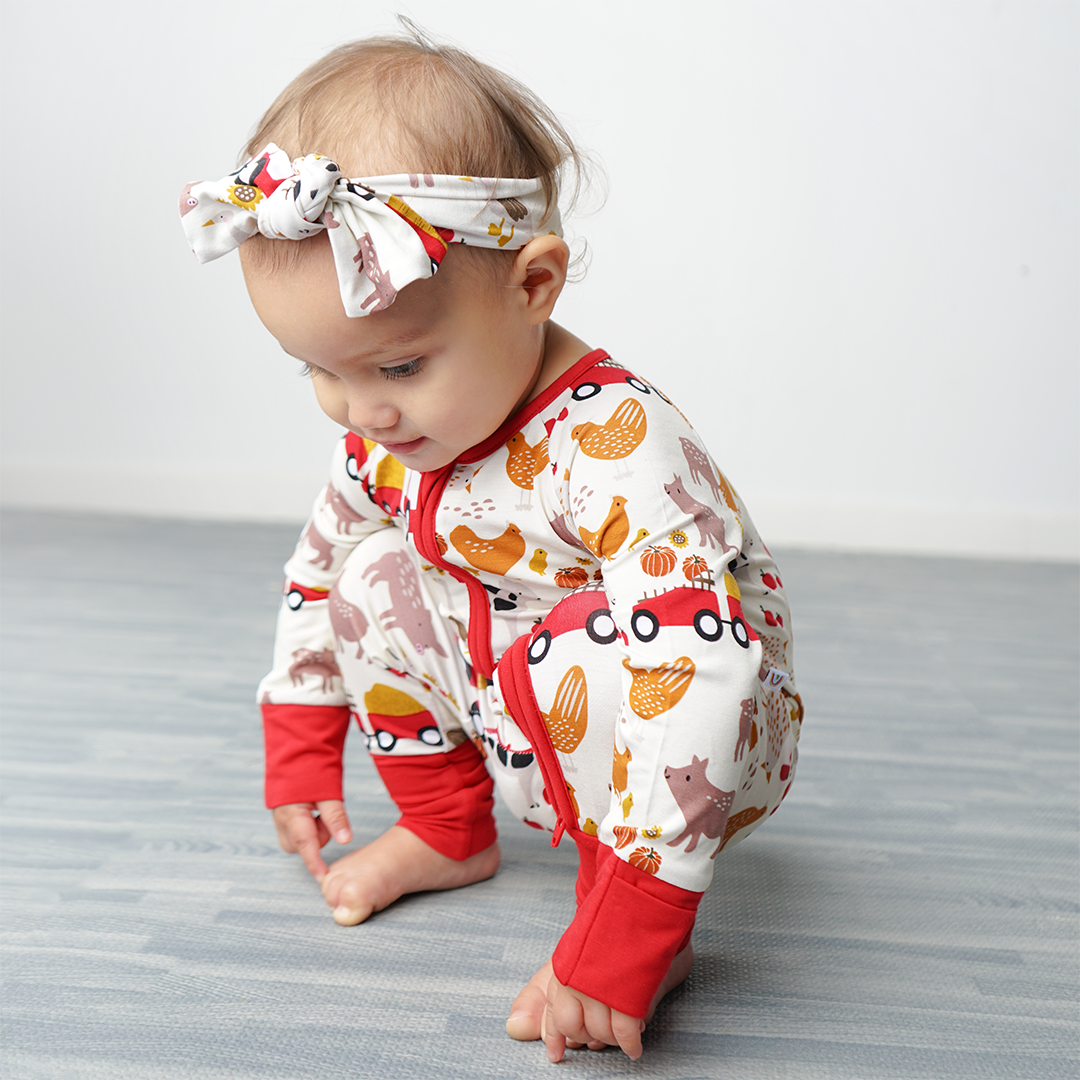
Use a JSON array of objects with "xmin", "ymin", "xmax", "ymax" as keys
[{"xmin": 628, "ymin": 577, "xmax": 757, "ymax": 649}]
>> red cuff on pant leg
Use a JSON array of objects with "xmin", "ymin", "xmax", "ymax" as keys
[
  {"xmin": 262, "ymin": 703, "xmax": 352, "ymax": 808},
  {"xmin": 373, "ymin": 742, "xmax": 497, "ymax": 861},
  {"xmin": 553, "ymin": 840, "xmax": 702, "ymax": 1019}
]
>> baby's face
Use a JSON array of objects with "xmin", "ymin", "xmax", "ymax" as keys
[{"xmin": 241, "ymin": 240, "xmax": 546, "ymax": 472}]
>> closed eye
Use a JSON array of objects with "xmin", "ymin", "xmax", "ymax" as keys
[
  {"xmin": 380, "ymin": 357, "xmax": 425, "ymax": 380},
  {"xmin": 299, "ymin": 362, "xmax": 335, "ymax": 380}
]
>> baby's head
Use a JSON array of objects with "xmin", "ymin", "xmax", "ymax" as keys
[
  {"xmin": 189, "ymin": 25, "xmax": 589, "ymax": 471},
  {"xmin": 238, "ymin": 25, "xmax": 582, "ymax": 273}
]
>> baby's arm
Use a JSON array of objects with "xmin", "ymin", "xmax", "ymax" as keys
[{"xmin": 258, "ymin": 435, "xmax": 406, "ymax": 871}]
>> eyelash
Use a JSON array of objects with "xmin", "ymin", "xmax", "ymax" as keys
[
  {"xmin": 380, "ymin": 358, "xmax": 425, "ymax": 380},
  {"xmin": 299, "ymin": 359, "xmax": 424, "ymax": 381}
]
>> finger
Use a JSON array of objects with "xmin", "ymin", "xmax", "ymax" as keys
[
  {"xmin": 315, "ymin": 800, "xmax": 352, "ymax": 845},
  {"xmin": 291, "ymin": 820, "xmax": 330, "ymax": 881},
  {"xmin": 610, "ymin": 1009, "xmax": 645, "ymax": 1061},
  {"xmin": 543, "ymin": 997, "xmax": 568, "ymax": 1063}
]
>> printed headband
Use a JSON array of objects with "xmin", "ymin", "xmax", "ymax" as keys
[{"xmin": 179, "ymin": 143, "xmax": 561, "ymax": 317}]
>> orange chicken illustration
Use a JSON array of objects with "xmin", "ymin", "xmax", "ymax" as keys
[
  {"xmin": 449, "ymin": 522, "xmax": 526, "ymax": 576},
  {"xmin": 578, "ymin": 496, "xmax": 630, "ymax": 559},
  {"xmin": 571, "ymin": 398, "xmax": 647, "ymax": 460},
  {"xmin": 505, "ymin": 432, "xmax": 549, "ymax": 490},
  {"xmin": 622, "ymin": 656, "xmax": 696, "ymax": 719},
  {"xmin": 542, "ymin": 664, "xmax": 588, "ymax": 753}
]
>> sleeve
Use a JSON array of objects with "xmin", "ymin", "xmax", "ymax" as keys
[
  {"xmin": 257, "ymin": 433, "xmax": 409, "ymax": 808},
  {"xmin": 548, "ymin": 378, "xmax": 766, "ymax": 1013}
]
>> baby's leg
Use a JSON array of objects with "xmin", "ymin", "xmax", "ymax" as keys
[
  {"xmin": 324, "ymin": 529, "xmax": 498, "ymax": 924},
  {"xmin": 494, "ymin": 590, "xmax": 695, "ymax": 1043}
]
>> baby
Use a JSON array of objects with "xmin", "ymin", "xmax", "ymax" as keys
[{"xmin": 180, "ymin": 26, "xmax": 802, "ymax": 1063}]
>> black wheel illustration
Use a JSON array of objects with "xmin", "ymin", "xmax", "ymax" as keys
[
  {"xmin": 346, "ymin": 454, "xmax": 360, "ymax": 480},
  {"xmin": 286, "ymin": 589, "xmax": 305, "ymax": 611},
  {"xmin": 418, "ymin": 726, "xmax": 443, "ymax": 747},
  {"xmin": 631, "ymin": 609, "xmax": 660, "ymax": 642},
  {"xmin": 693, "ymin": 609, "xmax": 723, "ymax": 641},
  {"xmin": 731, "ymin": 617, "xmax": 751, "ymax": 649},
  {"xmin": 585, "ymin": 609, "xmax": 618, "ymax": 645},
  {"xmin": 374, "ymin": 729, "xmax": 397, "ymax": 752},
  {"xmin": 572, "ymin": 381, "xmax": 601, "ymax": 401},
  {"xmin": 625, "ymin": 376, "xmax": 651, "ymax": 394},
  {"xmin": 528, "ymin": 629, "xmax": 552, "ymax": 664}
]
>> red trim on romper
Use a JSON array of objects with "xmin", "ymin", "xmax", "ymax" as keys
[
  {"xmin": 262, "ymin": 703, "xmax": 352, "ymax": 807},
  {"xmin": 410, "ymin": 349, "xmax": 613, "ymax": 681},
  {"xmin": 496, "ymin": 630, "xmax": 701, "ymax": 1019},
  {"xmin": 372, "ymin": 742, "xmax": 497, "ymax": 861}
]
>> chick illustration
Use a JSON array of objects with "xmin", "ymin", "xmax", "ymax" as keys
[
  {"xmin": 622, "ymin": 656, "xmax": 696, "ymax": 719},
  {"xmin": 449, "ymin": 522, "xmax": 526, "ymax": 576},
  {"xmin": 541, "ymin": 665, "xmax": 588, "ymax": 753},
  {"xmin": 622, "ymin": 792, "xmax": 634, "ymax": 820},
  {"xmin": 566, "ymin": 782, "xmax": 581, "ymax": 821},
  {"xmin": 528, "ymin": 548, "xmax": 548, "ymax": 576},
  {"xmin": 571, "ymin": 398, "xmax": 647, "ymax": 460},
  {"xmin": 627, "ymin": 528, "xmax": 650, "ymax": 551},
  {"xmin": 577, "ymin": 496, "xmax": 630, "ymax": 559},
  {"xmin": 583, "ymin": 817, "xmax": 599, "ymax": 837}
]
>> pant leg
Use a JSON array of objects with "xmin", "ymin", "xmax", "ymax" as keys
[{"xmin": 331, "ymin": 527, "xmax": 496, "ymax": 860}]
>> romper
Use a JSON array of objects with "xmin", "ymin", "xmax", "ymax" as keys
[{"xmin": 258, "ymin": 350, "xmax": 803, "ymax": 1017}]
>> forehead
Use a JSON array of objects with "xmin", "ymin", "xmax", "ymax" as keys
[{"xmin": 240, "ymin": 237, "xmax": 496, "ymax": 354}]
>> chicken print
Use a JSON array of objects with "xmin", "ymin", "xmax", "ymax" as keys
[
  {"xmin": 542, "ymin": 664, "xmax": 588, "ymax": 753},
  {"xmin": 571, "ymin": 398, "xmax": 647, "ymax": 460},
  {"xmin": 505, "ymin": 432, "xmax": 549, "ymax": 509},
  {"xmin": 577, "ymin": 496, "xmax": 630, "ymax": 559},
  {"xmin": 449, "ymin": 522, "xmax": 526, "ymax": 576},
  {"xmin": 622, "ymin": 656, "xmax": 696, "ymax": 719}
]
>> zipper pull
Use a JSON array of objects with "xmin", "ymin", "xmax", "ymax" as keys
[{"xmin": 550, "ymin": 820, "xmax": 565, "ymax": 848}]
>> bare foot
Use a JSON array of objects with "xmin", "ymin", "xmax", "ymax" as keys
[
  {"xmin": 321, "ymin": 825, "xmax": 500, "ymax": 925},
  {"xmin": 505, "ymin": 943, "xmax": 695, "ymax": 1045}
]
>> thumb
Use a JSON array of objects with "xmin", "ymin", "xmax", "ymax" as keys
[{"xmin": 315, "ymin": 800, "xmax": 352, "ymax": 845}]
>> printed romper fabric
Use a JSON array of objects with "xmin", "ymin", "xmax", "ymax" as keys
[{"xmin": 258, "ymin": 350, "xmax": 802, "ymax": 1016}]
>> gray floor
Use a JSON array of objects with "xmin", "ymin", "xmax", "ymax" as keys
[{"xmin": 1, "ymin": 509, "xmax": 1076, "ymax": 1080}]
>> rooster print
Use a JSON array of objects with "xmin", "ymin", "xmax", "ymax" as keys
[{"xmin": 577, "ymin": 496, "xmax": 630, "ymax": 560}]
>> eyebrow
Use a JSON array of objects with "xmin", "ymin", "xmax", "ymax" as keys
[{"xmin": 281, "ymin": 325, "xmax": 430, "ymax": 365}]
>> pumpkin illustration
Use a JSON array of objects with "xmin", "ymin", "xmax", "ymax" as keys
[
  {"xmin": 628, "ymin": 846, "xmax": 662, "ymax": 875},
  {"xmin": 554, "ymin": 566, "xmax": 589, "ymax": 589},
  {"xmin": 640, "ymin": 545, "xmax": 677, "ymax": 577},
  {"xmin": 613, "ymin": 825, "xmax": 637, "ymax": 849},
  {"xmin": 682, "ymin": 554, "xmax": 709, "ymax": 580},
  {"xmin": 435, "ymin": 533, "xmax": 448, "ymax": 556}
]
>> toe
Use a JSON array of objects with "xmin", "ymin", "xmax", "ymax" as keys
[{"xmin": 506, "ymin": 965, "xmax": 551, "ymax": 1041}]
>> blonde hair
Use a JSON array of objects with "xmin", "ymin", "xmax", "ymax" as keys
[{"xmin": 240, "ymin": 20, "xmax": 591, "ymax": 273}]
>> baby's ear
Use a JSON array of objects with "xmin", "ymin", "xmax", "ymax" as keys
[{"xmin": 513, "ymin": 235, "xmax": 570, "ymax": 324}]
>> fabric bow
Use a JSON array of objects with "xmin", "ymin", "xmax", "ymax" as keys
[{"xmin": 179, "ymin": 144, "xmax": 560, "ymax": 317}]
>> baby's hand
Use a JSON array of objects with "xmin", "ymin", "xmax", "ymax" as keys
[
  {"xmin": 272, "ymin": 800, "xmax": 352, "ymax": 881},
  {"xmin": 544, "ymin": 973, "xmax": 645, "ymax": 1062}
]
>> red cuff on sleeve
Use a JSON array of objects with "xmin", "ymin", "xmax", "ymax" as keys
[
  {"xmin": 262, "ymin": 703, "xmax": 352, "ymax": 808},
  {"xmin": 553, "ymin": 839, "xmax": 702, "ymax": 1019}
]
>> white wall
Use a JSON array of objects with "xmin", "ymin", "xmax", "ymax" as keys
[{"xmin": 2, "ymin": 0, "xmax": 1076, "ymax": 560}]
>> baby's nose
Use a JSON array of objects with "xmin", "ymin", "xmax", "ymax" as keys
[{"xmin": 347, "ymin": 392, "xmax": 398, "ymax": 433}]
